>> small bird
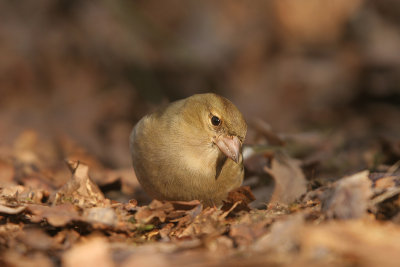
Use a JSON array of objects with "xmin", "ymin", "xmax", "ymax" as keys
[{"xmin": 129, "ymin": 93, "xmax": 247, "ymax": 206}]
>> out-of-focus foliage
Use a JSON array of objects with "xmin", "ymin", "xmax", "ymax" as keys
[{"xmin": 1, "ymin": 0, "xmax": 399, "ymax": 175}]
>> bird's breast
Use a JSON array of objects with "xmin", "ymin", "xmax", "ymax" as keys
[{"xmin": 179, "ymin": 143, "xmax": 219, "ymax": 178}]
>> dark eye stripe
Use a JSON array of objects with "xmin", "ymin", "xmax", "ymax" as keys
[{"xmin": 211, "ymin": 116, "xmax": 221, "ymax": 126}]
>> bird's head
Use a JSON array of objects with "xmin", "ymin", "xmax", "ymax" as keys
[{"xmin": 182, "ymin": 93, "xmax": 247, "ymax": 163}]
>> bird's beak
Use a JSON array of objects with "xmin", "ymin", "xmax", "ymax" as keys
[{"xmin": 214, "ymin": 135, "xmax": 241, "ymax": 163}]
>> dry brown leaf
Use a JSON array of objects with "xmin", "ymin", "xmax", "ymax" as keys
[
  {"xmin": 16, "ymin": 187, "xmax": 50, "ymax": 204},
  {"xmin": 322, "ymin": 170, "xmax": 372, "ymax": 219},
  {"xmin": 374, "ymin": 175, "xmax": 397, "ymax": 190},
  {"xmin": 53, "ymin": 160, "xmax": 105, "ymax": 207},
  {"xmin": 230, "ymin": 223, "xmax": 264, "ymax": 247},
  {"xmin": 301, "ymin": 220, "xmax": 400, "ymax": 267},
  {"xmin": 83, "ymin": 207, "xmax": 117, "ymax": 226},
  {"xmin": 159, "ymin": 223, "xmax": 175, "ymax": 239},
  {"xmin": 265, "ymin": 152, "xmax": 307, "ymax": 204},
  {"xmin": 0, "ymin": 223, "xmax": 23, "ymax": 244},
  {"xmin": 206, "ymin": 235, "xmax": 234, "ymax": 253},
  {"xmin": 0, "ymin": 184, "xmax": 25, "ymax": 200},
  {"xmin": 121, "ymin": 254, "xmax": 170, "ymax": 267},
  {"xmin": 177, "ymin": 207, "xmax": 224, "ymax": 239},
  {"xmin": 135, "ymin": 200, "xmax": 173, "ymax": 224},
  {"xmin": 253, "ymin": 213, "xmax": 304, "ymax": 253},
  {"xmin": 16, "ymin": 228, "xmax": 55, "ymax": 251},
  {"xmin": 221, "ymin": 186, "xmax": 256, "ymax": 214},
  {"xmin": 53, "ymin": 229, "xmax": 81, "ymax": 250},
  {"xmin": 2, "ymin": 251, "xmax": 53, "ymax": 267},
  {"xmin": 27, "ymin": 203, "xmax": 80, "ymax": 227},
  {"xmin": 0, "ymin": 204, "xmax": 25, "ymax": 214},
  {"xmin": 63, "ymin": 237, "xmax": 114, "ymax": 267}
]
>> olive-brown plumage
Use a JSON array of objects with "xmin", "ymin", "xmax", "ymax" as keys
[{"xmin": 129, "ymin": 93, "xmax": 247, "ymax": 206}]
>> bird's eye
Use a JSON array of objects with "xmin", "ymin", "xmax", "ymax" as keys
[{"xmin": 211, "ymin": 116, "xmax": 221, "ymax": 126}]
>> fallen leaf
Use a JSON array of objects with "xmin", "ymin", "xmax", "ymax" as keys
[
  {"xmin": 322, "ymin": 170, "xmax": 372, "ymax": 219},
  {"xmin": 206, "ymin": 235, "xmax": 234, "ymax": 253},
  {"xmin": 83, "ymin": 207, "xmax": 117, "ymax": 226},
  {"xmin": 0, "ymin": 204, "xmax": 25, "ymax": 214},
  {"xmin": 229, "ymin": 223, "xmax": 264, "ymax": 247},
  {"xmin": 120, "ymin": 250, "xmax": 170, "ymax": 267},
  {"xmin": 2, "ymin": 251, "xmax": 53, "ymax": 267},
  {"xmin": 27, "ymin": 203, "xmax": 80, "ymax": 227},
  {"xmin": 253, "ymin": 213, "xmax": 304, "ymax": 253},
  {"xmin": 16, "ymin": 228, "xmax": 55, "ymax": 251},
  {"xmin": 53, "ymin": 160, "xmax": 105, "ymax": 207},
  {"xmin": 63, "ymin": 237, "xmax": 114, "ymax": 267},
  {"xmin": 177, "ymin": 207, "xmax": 224, "ymax": 239},
  {"xmin": 221, "ymin": 186, "xmax": 256, "ymax": 213},
  {"xmin": 301, "ymin": 220, "xmax": 400, "ymax": 267},
  {"xmin": 374, "ymin": 176, "xmax": 397, "ymax": 190},
  {"xmin": 135, "ymin": 200, "xmax": 173, "ymax": 224},
  {"xmin": 265, "ymin": 152, "xmax": 307, "ymax": 204}
]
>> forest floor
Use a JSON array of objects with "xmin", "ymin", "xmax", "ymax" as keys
[{"xmin": 1, "ymin": 119, "xmax": 400, "ymax": 267}]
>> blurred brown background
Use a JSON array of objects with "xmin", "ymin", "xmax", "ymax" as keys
[{"xmin": 0, "ymin": 0, "xmax": 399, "ymax": 178}]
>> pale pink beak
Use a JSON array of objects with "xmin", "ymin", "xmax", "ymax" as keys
[{"xmin": 214, "ymin": 135, "xmax": 241, "ymax": 163}]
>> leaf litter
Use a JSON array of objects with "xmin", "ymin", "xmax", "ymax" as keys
[{"xmin": 0, "ymin": 127, "xmax": 400, "ymax": 267}]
